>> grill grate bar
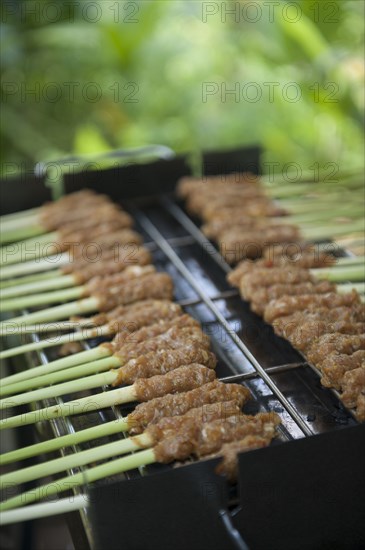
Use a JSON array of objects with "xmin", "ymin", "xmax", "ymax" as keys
[
  {"xmin": 178, "ymin": 289, "xmax": 238, "ymax": 307},
  {"xmin": 161, "ymin": 196, "xmax": 231, "ymax": 273},
  {"xmin": 133, "ymin": 209, "xmax": 314, "ymax": 437},
  {"xmin": 219, "ymin": 362, "xmax": 308, "ymax": 383}
]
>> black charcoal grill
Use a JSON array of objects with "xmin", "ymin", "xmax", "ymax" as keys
[{"xmin": 1, "ymin": 146, "xmax": 364, "ymax": 550}]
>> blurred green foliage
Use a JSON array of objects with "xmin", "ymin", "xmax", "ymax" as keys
[{"xmin": 1, "ymin": 0, "xmax": 364, "ymax": 175}]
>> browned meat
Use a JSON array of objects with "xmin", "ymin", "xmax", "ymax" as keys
[
  {"xmin": 227, "ymin": 251, "xmax": 335, "ymax": 288},
  {"xmin": 228, "ymin": 259, "xmax": 261, "ymax": 287},
  {"xmin": 40, "ymin": 190, "xmax": 114, "ymax": 229},
  {"xmin": 114, "ymin": 346, "xmax": 217, "ymax": 386},
  {"xmin": 220, "ymin": 224, "xmax": 301, "ymax": 263},
  {"xmin": 58, "ymin": 207, "xmax": 133, "ymax": 239},
  {"xmin": 95, "ymin": 272, "xmax": 174, "ymax": 311},
  {"xmin": 153, "ymin": 411, "xmax": 280, "ymax": 463},
  {"xmin": 111, "ymin": 313, "xmax": 198, "ymax": 348},
  {"xmin": 320, "ymin": 351, "xmax": 365, "ymax": 389},
  {"xmin": 81, "ymin": 299, "xmax": 178, "ymax": 327},
  {"xmin": 285, "ymin": 320, "xmax": 364, "ymax": 352},
  {"xmin": 340, "ymin": 366, "xmax": 365, "ymax": 409},
  {"xmin": 128, "ymin": 381, "xmax": 251, "ymax": 434},
  {"xmin": 62, "ymin": 220, "xmax": 137, "ymax": 245},
  {"xmin": 264, "ymin": 290, "xmax": 361, "ymax": 324},
  {"xmin": 146, "ymin": 400, "xmax": 242, "ymax": 447},
  {"xmin": 249, "ymin": 281, "xmax": 335, "ymax": 316},
  {"xmin": 85, "ymin": 265, "xmax": 155, "ymax": 295},
  {"xmin": 214, "ymin": 436, "xmax": 271, "ymax": 481},
  {"xmin": 274, "ymin": 306, "xmax": 365, "ymax": 330},
  {"xmin": 187, "ymin": 189, "xmax": 265, "ymax": 217},
  {"xmin": 63, "ymin": 246, "xmax": 152, "ymax": 276},
  {"xmin": 239, "ymin": 267, "xmax": 314, "ymax": 299},
  {"xmin": 134, "ymin": 364, "xmax": 216, "ymax": 402},
  {"xmin": 202, "ymin": 218, "xmax": 260, "ymax": 240},
  {"xmin": 110, "ymin": 326, "xmax": 211, "ymax": 364},
  {"xmin": 306, "ymin": 334, "xmax": 365, "ymax": 367},
  {"xmin": 176, "ymin": 173, "xmax": 260, "ymax": 199},
  {"xmin": 105, "ymin": 301, "xmax": 182, "ymax": 334},
  {"xmin": 204, "ymin": 201, "xmax": 286, "ymax": 223},
  {"xmin": 273, "ymin": 309, "xmax": 365, "ymax": 351},
  {"xmin": 70, "ymin": 248, "xmax": 152, "ymax": 284},
  {"xmin": 262, "ymin": 243, "xmax": 335, "ymax": 267}
]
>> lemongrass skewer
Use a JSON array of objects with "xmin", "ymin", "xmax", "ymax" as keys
[
  {"xmin": 0, "ymin": 433, "xmax": 151, "ymax": 487},
  {"xmin": 0, "ymin": 325, "xmax": 109, "ymax": 360},
  {"xmin": 0, "ymin": 340, "xmax": 215, "ymax": 399},
  {"xmin": 0, "ymin": 270, "xmax": 170, "ymax": 330},
  {"xmin": 0, "ymin": 270, "xmax": 65, "ymax": 290},
  {"xmin": 0, "ymin": 385, "xmax": 138, "ymax": 429},
  {"xmin": 0, "ymin": 495, "xmax": 89, "ymax": 526},
  {"xmin": 0, "ymin": 369, "xmax": 120, "ymax": 408},
  {"xmin": 0, "ymin": 345, "xmax": 111, "ymax": 387},
  {"xmin": 0, "ymin": 365, "xmax": 215, "ymax": 429},
  {"xmin": 0, "ymin": 418, "xmax": 130, "ymax": 465},
  {"xmin": 0, "ymin": 257, "xmax": 67, "ymax": 280},
  {"xmin": 0, "ymin": 449, "xmax": 156, "ymax": 512}
]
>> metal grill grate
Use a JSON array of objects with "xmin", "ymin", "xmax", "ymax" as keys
[{"xmin": 2, "ymin": 189, "xmax": 359, "ymax": 545}]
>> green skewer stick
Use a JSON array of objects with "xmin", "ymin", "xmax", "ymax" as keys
[
  {"xmin": 0, "ymin": 356, "xmax": 120, "ymax": 397},
  {"xmin": 1, "ymin": 274, "xmax": 76, "ymax": 299},
  {"xmin": 0, "ymin": 319, "xmax": 94, "ymax": 336},
  {"xmin": 0, "ymin": 495, "xmax": 89, "ymax": 526},
  {"xmin": 1, "ymin": 232, "xmax": 59, "ymax": 265},
  {"xmin": 0, "ymin": 207, "xmax": 40, "ymax": 223},
  {"xmin": 0, "ymin": 448, "xmax": 156, "ymax": 512},
  {"xmin": 0, "ymin": 296, "xmax": 98, "ymax": 328},
  {"xmin": 0, "ymin": 270, "xmax": 64, "ymax": 290},
  {"xmin": 0, "ymin": 365, "xmax": 216, "ymax": 430},
  {"xmin": 0, "ymin": 345, "xmax": 111, "ymax": 387},
  {"xmin": 312, "ymin": 265, "xmax": 365, "ymax": 282},
  {"xmin": 0, "ymin": 385, "xmax": 138, "ymax": 430},
  {"xmin": 0, "ymin": 368, "xmax": 120, "ymax": 409},
  {"xmin": 0, "ymin": 324, "xmax": 109, "ymax": 360},
  {"xmin": 1, "ymin": 433, "xmax": 150, "ymax": 487},
  {"xmin": 0, "ymin": 257, "xmax": 66, "ymax": 280},
  {"xmin": 0, "ymin": 417, "xmax": 129, "ymax": 465},
  {"xmin": 0, "ymin": 225, "xmax": 46, "ymax": 245},
  {"xmin": 1, "ymin": 259, "xmax": 363, "ymax": 361},
  {"xmin": 301, "ymin": 220, "xmax": 364, "ymax": 241},
  {"xmin": 1, "ymin": 286, "xmax": 84, "ymax": 311}
]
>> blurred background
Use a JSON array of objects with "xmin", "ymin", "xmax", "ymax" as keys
[{"xmin": 1, "ymin": 0, "xmax": 364, "ymax": 177}]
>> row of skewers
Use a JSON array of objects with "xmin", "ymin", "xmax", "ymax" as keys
[
  {"xmin": 176, "ymin": 172, "xmax": 365, "ymax": 421},
  {"xmin": 0, "ymin": 190, "xmax": 281, "ymax": 521}
]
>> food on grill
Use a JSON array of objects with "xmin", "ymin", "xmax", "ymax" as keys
[
  {"xmin": 0, "ymin": 271, "xmax": 175, "ymax": 328},
  {"xmin": 0, "ymin": 406, "xmax": 280, "ymax": 511},
  {"xmin": 38, "ymin": 190, "xmax": 121, "ymax": 230},
  {"xmin": 113, "ymin": 345, "xmax": 217, "ymax": 386},
  {"xmin": 263, "ymin": 290, "xmax": 362, "ymax": 324},
  {"xmin": 0, "ymin": 299, "xmax": 185, "ymax": 361},
  {"xmin": 214, "ymin": 435, "xmax": 271, "ymax": 480},
  {"xmin": 320, "ymin": 351, "xmax": 365, "ymax": 389},
  {"xmin": 0, "ymin": 381, "xmax": 251, "ymax": 466},
  {"xmin": 128, "ymin": 380, "xmax": 251, "ymax": 434},
  {"xmin": 249, "ymin": 281, "xmax": 336, "ymax": 316},
  {"xmin": 340, "ymin": 367, "xmax": 365, "ymax": 419},
  {"xmin": 0, "ymin": 364, "xmax": 218, "ymax": 430},
  {"xmin": 219, "ymin": 224, "xmax": 301, "ymax": 263},
  {"xmin": 306, "ymin": 333, "xmax": 365, "ymax": 365},
  {"xmin": 222, "ymin": 249, "xmax": 364, "ymax": 419},
  {"xmin": 273, "ymin": 309, "xmax": 365, "ymax": 351},
  {"xmin": 228, "ymin": 250, "xmax": 335, "ymax": 287}
]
